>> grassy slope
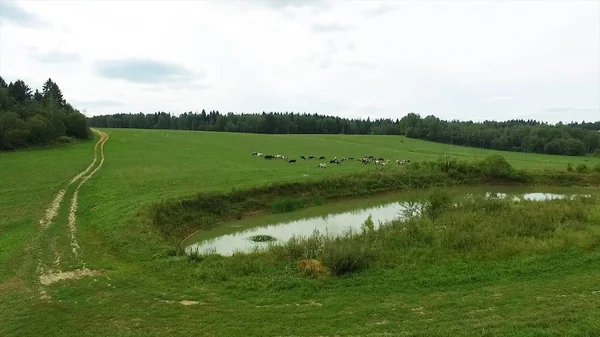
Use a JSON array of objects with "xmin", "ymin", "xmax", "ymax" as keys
[
  {"xmin": 2, "ymin": 128, "xmax": 600, "ymax": 337},
  {"xmin": 0, "ymin": 138, "xmax": 97, "ymax": 283}
]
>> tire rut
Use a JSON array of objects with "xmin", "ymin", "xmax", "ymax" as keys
[{"xmin": 31, "ymin": 128, "xmax": 109, "ymax": 299}]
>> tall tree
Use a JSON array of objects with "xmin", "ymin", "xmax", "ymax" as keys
[
  {"xmin": 42, "ymin": 78, "xmax": 65, "ymax": 106},
  {"xmin": 8, "ymin": 80, "xmax": 32, "ymax": 102}
]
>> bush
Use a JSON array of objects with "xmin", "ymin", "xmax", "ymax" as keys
[
  {"xmin": 576, "ymin": 163, "xmax": 589, "ymax": 173},
  {"xmin": 424, "ymin": 190, "xmax": 452, "ymax": 220},
  {"xmin": 361, "ymin": 215, "xmax": 375, "ymax": 234},
  {"xmin": 64, "ymin": 112, "xmax": 91, "ymax": 139},
  {"xmin": 567, "ymin": 163, "xmax": 574, "ymax": 172},
  {"xmin": 321, "ymin": 240, "xmax": 372, "ymax": 276},
  {"xmin": 477, "ymin": 154, "xmax": 513, "ymax": 178}
]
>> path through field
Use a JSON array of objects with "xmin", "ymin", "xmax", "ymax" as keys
[{"xmin": 31, "ymin": 129, "xmax": 109, "ymax": 299}]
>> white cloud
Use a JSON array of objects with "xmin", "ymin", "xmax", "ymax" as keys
[
  {"xmin": 485, "ymin": 97, "xmax": 518, "ymax": 103},
  {"xmin": 0, "ymin": 0, "xmax": 598, "ymax": 123}
]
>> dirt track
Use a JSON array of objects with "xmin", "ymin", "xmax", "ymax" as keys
[{"xmin": 33, "ymin": 129, "xmax": 109, "ymax": 295}]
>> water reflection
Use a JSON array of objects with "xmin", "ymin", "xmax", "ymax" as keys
[{"xmin": 187, "ymin": 202, "xmax": 409, "ymax": 256}]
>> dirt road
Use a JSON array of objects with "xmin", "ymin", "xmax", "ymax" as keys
[{"xmin": 32, "ymin": 129, "xmax": 109, "ymax": 298}]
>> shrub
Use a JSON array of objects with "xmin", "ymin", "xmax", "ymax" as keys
[
  {"xmin": 424, "ymin": 190, "xmax": 452, "ymax": 220},
  {"xmin": 361, "ymin": 215, "xmax": 375, "ymax": 234},
  {"xmin": 321, "ymin": 241, "xmax": 372, "ymax": 276},
  {"xmin": 477, "ymin": 154, "xmax": 513, "ymax": 178},
  {"xmin": 567, "ymin": 163, "xmax": 574, "ymax": 172},
  {"xmin": 575, "ymin": 163, "xmax": 589, "ymax": 173}
]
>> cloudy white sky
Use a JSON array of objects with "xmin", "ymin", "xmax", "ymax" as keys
[{"xmin": 1, "ymin": 0, "xmax": 599, "ymax": 123}]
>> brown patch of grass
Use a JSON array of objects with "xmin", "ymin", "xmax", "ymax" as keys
[{"xmin": 298, "ymin": 259, "xmax": 327, "ymax": 277}]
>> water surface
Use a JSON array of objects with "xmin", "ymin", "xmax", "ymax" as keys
[{"xmin": 184, "ymin": 186, "xmax": 596, "ymax": 256}]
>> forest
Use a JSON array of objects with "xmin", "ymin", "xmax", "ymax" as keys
[
  {"xmin": 88, "ymin": 111, "xmax": 600, "ymax": 157},
  {"xmin": 0, "ymin": 76, "xmax": 90, "ymax": 151}
]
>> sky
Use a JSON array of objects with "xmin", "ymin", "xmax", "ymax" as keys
[{"xmin": 0, "ymin": 0, "xmax": 599, "ymax": 123}]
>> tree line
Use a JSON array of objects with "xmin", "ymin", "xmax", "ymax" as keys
[
  {"xmin": 398, "ymin": 113, "xmax": 600, "ymax": 157},
  {"xmin": 89, "ymin": 110, "xmax": 600, "ymax": 157},
  {"xmin": 87, "ymin": 111, "xmax": 403, "ymax": 135},
  {"xmin": 0, "ymin": 76, "xmax": 90, "ymax": 151}
]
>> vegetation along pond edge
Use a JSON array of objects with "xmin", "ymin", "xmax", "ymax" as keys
[{"xmin": 145, "ymin": 154, "xmax": 600, "ymax": 250}]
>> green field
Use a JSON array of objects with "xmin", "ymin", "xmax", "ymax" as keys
[{"xmin": 2, "ymin": 128, "xmax": 600, "ymax": 336}]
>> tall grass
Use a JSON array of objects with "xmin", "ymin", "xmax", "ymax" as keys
[{"xmin": 261, "ymin": 193, "xmax": 600, "ymax": 276}]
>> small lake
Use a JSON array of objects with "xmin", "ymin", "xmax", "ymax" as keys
[{"xmin": 183, "ymin": 186, "xmax": 596, "ymax": 256}]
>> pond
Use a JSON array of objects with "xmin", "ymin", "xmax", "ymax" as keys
[{"xmin": 183, "ymin": 186, "xmax": 596, "ymax": 256}]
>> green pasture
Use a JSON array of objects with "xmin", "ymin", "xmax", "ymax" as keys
[{"xmin": 1, "ymin": 128, "xmax": 600, "ymax": 337}]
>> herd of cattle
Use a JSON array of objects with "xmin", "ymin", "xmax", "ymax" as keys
[{"xmin": 251, "ymin": 152, "xmax": 411, "ymax": 168}]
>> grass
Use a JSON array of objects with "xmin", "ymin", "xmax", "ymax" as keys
[{"xmin": 1, "ymin": 128, "xmax": 600, "ymax": 336}]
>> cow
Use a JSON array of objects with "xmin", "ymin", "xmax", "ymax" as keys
[
  {"xmin": 252, "ymin": 152, "xmax": 258, "ymax": 156},
  {"xmin": 319, "ymin": 156, "xmax": 325, "ymax": 160},
  {"xmin": 289, "ymin": 159, "xmax": 297, "ymax": 163},
  {"xmin": 348, "ymin": 157, "xmax": 354, "ymax": 160},
  {"xmin": 301, "ymin": 156, "xmax": 306, "ymax": 160},
  {"xmin": 308, "ymin": 155, "xmax": 315, "ymax": 159},
  {"xmin": 264, "ymin": 155, "xmax": 274, "ymax": 159},
  {"xmin": 318, "ymin": 163, "xmax": 327, "ymax": 168}
]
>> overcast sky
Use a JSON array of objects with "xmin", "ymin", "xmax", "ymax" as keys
[{"xmin": 1, "ymin": 0, "xmax": 599, "ymax": 123}]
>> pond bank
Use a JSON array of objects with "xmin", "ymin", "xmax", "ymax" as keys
[
  {"xmin": 149, "ymin": 155, "xmax": 600, "ymax": 245},
  {"xmin": 183, "ymin": 187, "xmax": 598, "ymax": 256}
]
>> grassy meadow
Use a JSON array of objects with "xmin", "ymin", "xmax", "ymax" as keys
[{"xmin": 2, "ymin": 128, "xmax": 600, "ymax": 336}]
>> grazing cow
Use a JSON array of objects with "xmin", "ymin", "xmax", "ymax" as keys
[
  {"xmin": 301, "ymin": 156, "xmax": 306, "ymax": 160},
  {"xmin": 329, "ymin": 159, "xmax": 341, "ymax": 164},
  {"xmin": 319, "ymin": 156, "xmax": 325, "ymax": 160},
  {"xmin": 252, "ymin": 152, "xmax": 258, "ymax": 156},
  {"xmin": 368, "ymin": 155, "xmax": 374, "ymax": 159},
  {"xmin": 375, "ymin": 160, "xmax": 381, "ymax": 165},
  {"xmin": 318, "ymin": 163, "xmax": 327, "ymax": 168},
  {"xmin": 264, "ymin": 155, "xmax": 274, "ymax": 159},
  {"xmin": 308, "ymin": 155, "xmax": 315, "ymax": 159},
  {"xmin": 348, "ymin": 157, "xmax": 354, "ymax": 160},
  {"xmin": 289, "ymin": 159, "xmax": 297, "ymax": 163},
  {"xmin": 378, "ymin": 157, "xmax": 384, "ymax": 161}
]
